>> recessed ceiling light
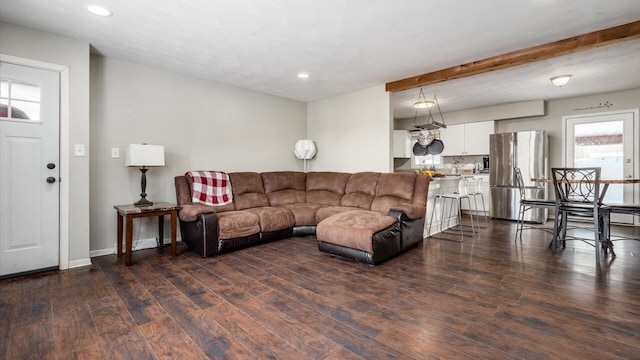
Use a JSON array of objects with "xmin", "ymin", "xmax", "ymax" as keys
[
  {"xmin": 297, "ymin": 73, "xmax": 310, "ymax": 79},
  {"xmin": 87, "ymin": 5, "xmax": 113, "ymax": 17}
]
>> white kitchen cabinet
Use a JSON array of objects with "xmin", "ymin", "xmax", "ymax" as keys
[
  {"xmin": 439, "ymin": 124, "xmax": 464, "ymax": 156},
  {"xmin": 439, "ymin": 121, "xmax": 494, "ymax": 156},
  {"xmin": 393, "ymin": 130, "xmax": 412, "ymax": 158}
]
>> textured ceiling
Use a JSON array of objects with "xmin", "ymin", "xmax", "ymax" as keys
[
  {"xmin": 392, "ymin": 39, "xmax": 640, "ymax": 118},
  {"xmin": 1, "ymin": 0, "xmax": 639, "ymax": 116}
]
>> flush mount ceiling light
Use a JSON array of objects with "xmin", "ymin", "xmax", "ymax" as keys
[
  {"xmin": 413, "ymin": 99, "xmax": 435, "ymax": 108},
  {"xmin": 412, "ymin": 87, "xmax": 436, "ymax": 108},
  {"xmin": 550, "ymin": 74, "xmax": 572, "ymax": 87},
  {"xmin": 297, "ymin": 73, "xmax": 310, "ymax": 79},
  {"xmin": 87, "ymin": 5, "xmax": 113, "ymax": 17}
]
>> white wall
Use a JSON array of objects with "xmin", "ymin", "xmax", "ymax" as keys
[
  {"xmin": 307, "ymin": 85, "xmax": 392, "ymax": 172},
  {"xmin": 0, "ymin": 22, "xmax": 91, "ymax": 266},
  {"xmin": 395, "ymin": 87, "xmax": 640, "ymax": 170},
  {"xmin": 497, "ymin": 88, "xmax": 640, "ymax": 170},
  {"xmin": 396, "ymin": 100, "xmax": 545, "ymax": 127},
  {"xmin": 90, "ymin": 55, "xmax": 307, "ymax": 253}
]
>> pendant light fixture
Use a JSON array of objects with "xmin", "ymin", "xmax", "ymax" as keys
[
  {"xmin": 411, "ymin": 88, "xmax": 447, "ymax": 156},
  {"xmin": 412, "ymin": 88, "xmax": 446, "ymax": 131}
]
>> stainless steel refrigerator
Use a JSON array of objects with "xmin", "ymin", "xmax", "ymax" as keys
[{"xmin": 489, "ymin": 131, "xmax": 548, "ymax": 222}]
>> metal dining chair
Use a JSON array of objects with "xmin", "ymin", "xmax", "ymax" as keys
[
  {"xmin": 605, "ymin": 204, "xmax": 640, "ymax": 242},
  {"xmin": 514, "ymin": 167, "xmax": 556, "ymax": 241},
  {"xmin": 606, "ymin": 205, "xmax": 640, "ymax": 218},
  {"xmin": 551, "ymin": 167, "xmax": 612, "ymax": 264}
]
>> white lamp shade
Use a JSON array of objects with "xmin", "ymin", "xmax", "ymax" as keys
[
  {"xmin": 294, "ymin": 140, "xmax": 316, "ymax": 160},
  {"xmin": 125, "ymin": 144, "xmax": 165, "ymax": 167}
]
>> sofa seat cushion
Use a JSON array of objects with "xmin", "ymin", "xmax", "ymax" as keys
[
  {"xmin": 244, "ymin": 207, "xmax": 295, "ymax": 232},
  {"xmin": 317, "ymin": 210, "xmax": 397, "ymax": 253},
  {"xmin": 216, "ymin": 211, "xmax": 261, "ymax": 239},
  {"xmin": 277, "ymin": 203, "xmax": 325, "ymax": 226},
  {"xmin": 315, "ymin": 206, "xmax": 360, "ymax": 224}
]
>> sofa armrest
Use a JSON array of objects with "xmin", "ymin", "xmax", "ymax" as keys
[
  {"xmin": 179, "ymin": 211, "xmax": 220, "ymax": 257},
  {"xmin": 388, "ymin": 204, "xmax": 425, "ymax": 220},
  {"xmin": 387, "ymin": 209, "xmax": 425, "ymax": 251},
  {"xmin": 387, "ymin": 209, "xmax": 409, "ymax": 222},
  {"xmin": 179, "ymin": 203, "xmax": 219, "ymax": 222}
]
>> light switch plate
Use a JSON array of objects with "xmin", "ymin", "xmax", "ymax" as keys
[
  {"xmin": 74, "ymin": 144, "xmax": 85, "ymax": 157},
  {"xmin": 111, "ymin": 147, "xmax": 120, "ymax": 158}
]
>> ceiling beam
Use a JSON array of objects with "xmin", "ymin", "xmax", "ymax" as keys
[{"xmin": 386, "ymin": 20, "xmax": 640, "ymax": 93}]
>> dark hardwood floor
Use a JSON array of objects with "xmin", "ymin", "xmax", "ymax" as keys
[{"xmin": 2, "ymin": 219, "xmax": 639, "ymax": 359}]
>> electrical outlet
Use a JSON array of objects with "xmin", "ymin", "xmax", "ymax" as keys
[
  {"xmin": 111, "ymin": 147, "xmax": 120, "ymax": 158},
  {"xmin": 74, "ymin": 144, "xmax": 85, "ymax": 157}
]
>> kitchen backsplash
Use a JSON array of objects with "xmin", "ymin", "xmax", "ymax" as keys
[{"xmin": 394, "ymin": 154, "xmax": 489, "ymax": 173}]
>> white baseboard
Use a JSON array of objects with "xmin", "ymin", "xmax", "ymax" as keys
[
  {"xmin": 89, "ymin": 237, "xmax": 178, "ymax": 258},
  {"xmin": 67, "ymin": 258, "xmax": 92, "ymax": 269},
  {"xmin": 89, "ymin": 248, "xmax": 115, "ymax": 258}
]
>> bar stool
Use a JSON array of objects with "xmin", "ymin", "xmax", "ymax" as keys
[
  {"xmin": 428, "ymin": 178, "xmax": 475, "ymax": 242},
  {"xmin": 466, "ymin": 177, "xmax": 489, "ymax": 229}
]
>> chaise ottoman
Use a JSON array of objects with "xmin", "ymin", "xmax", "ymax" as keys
[{"xmin": 317, "ymin": 209, "xmax": 402, "ymax": 265}]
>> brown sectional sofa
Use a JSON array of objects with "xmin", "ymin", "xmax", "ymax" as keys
[{"xmin": 174, "ymin": 171, "xmax": 430, "ymax": 265}]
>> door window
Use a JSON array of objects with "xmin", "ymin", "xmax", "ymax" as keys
[
  {"xmin": 573, "ymin": 120, "xmax": 624, "ymax": 202},
  {"xmin": 0, "ymin": 79, "xmax": 41, "ymax": 121},
  {"xmin": 564, "ymin": 110, "xmax": 638, "ymax": 225}
]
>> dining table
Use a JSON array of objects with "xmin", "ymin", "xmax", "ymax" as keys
[
  {"xmin": 530, "ymin": 176, "xmax": 640, "ymax": 261},
  {"xmin": 530, "ymin": 177, "xmax": 640, "ymax": 202}
]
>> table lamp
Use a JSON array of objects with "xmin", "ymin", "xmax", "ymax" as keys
[{"xmin": 125, "ymin": 144, "xmax": 165, "ymax": 206}]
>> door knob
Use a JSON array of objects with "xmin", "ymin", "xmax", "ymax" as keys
[
  {"xmin": 46, "ymin": 177, "xmax": 56, "ymax": 184},
  {"xmin": 47, "ymin": 163, "xmax": 56, "ymax": 169}
]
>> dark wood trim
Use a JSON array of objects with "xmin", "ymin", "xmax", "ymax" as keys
[{"xmin": 386, "ymin": 20, "xmax": 640, "ymax": 92}]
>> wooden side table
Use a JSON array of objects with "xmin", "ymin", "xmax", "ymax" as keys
[{"xmin": 114, "ymin": 202, "xmax": 179, "ymax": 266}]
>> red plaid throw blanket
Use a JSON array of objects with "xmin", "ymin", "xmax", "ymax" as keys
[{"xmin": 186, "ymin": 171, "xmax": 233, "ymax": 206}]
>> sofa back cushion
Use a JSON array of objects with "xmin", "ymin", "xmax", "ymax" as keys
[
  {"xmin": 371, "ymin": 173, "xmax": 421, "ymax": 216},
  {"xmin": 340, "ymin": 172, "xmax": 380, "ymax": 210},
  {"xmin": 261, "ymin": 171, "xmax": 306, "ymax": 206},
  {"xmin": 412, "ymin": 174, "xmax": 430, "ymax": 208},
  {"xmin": 306, "ymin": 172, "xmax": 350, "ymax": 205},
  {"xmin": 175, "ymin": 176, "xmax": 193, "ymax": 206},
  {"xmin": 229, "ymin": 172, "xmax": 269, "ymax": 210}
]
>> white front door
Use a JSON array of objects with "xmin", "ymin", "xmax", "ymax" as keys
[
  {"xmin": 564, "ymin": 110, "xmax": 639, "ymax": 225},
  {"xmin": 0, "ymin": 62, "xmax": 60, "ymax": 276}
]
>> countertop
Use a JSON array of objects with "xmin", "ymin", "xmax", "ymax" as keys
[
  {"xmin": 431, "ymin": 175, "xmax": 475, "ymax": 180},
  {"xmin": 394, "ymin": 170, "xmax": 489, "ymax": 179}
]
